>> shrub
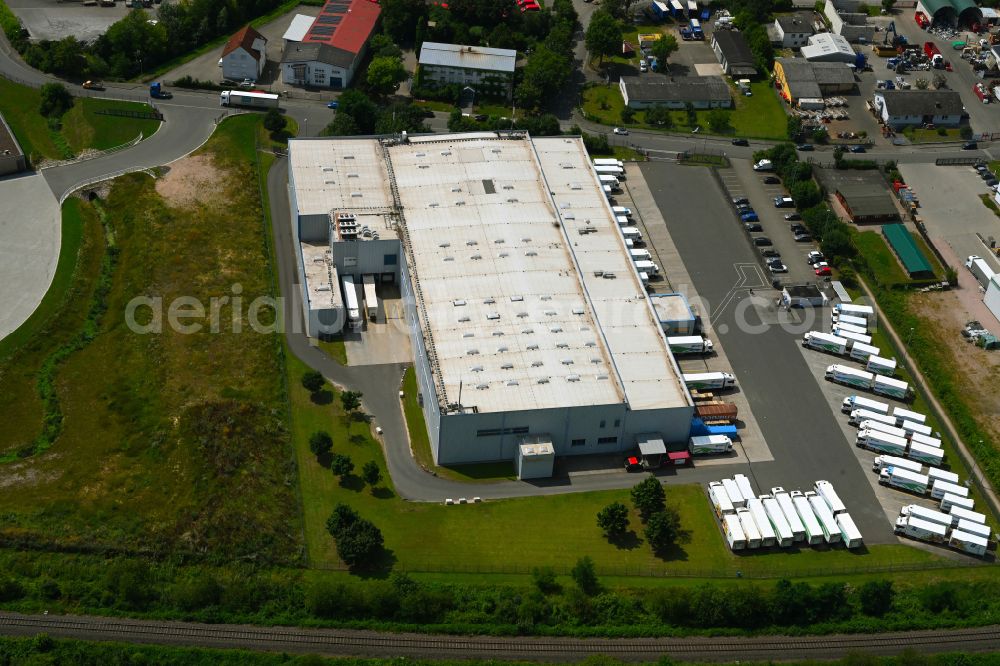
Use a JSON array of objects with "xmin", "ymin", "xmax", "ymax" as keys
[
  {"xmin": 859, "ymin": 579, "xmax": 895, "ymax": 616},
  {"xmin": 39, "ymin": 82, "xmax": 73, "ymax": 118},
  {"xmin": 301, "ymin": 370, "xmax": 324, "ymax": 393},
  {"xmin": 596, "ymin": 501, "xmax": 630, "ymax": 538},
  {"xmin": 330, "ymin": 453, "xmax": 355, "ymax": 478},
  {"xmin": 0, "ymin": 578, "xmax": 26, "ymax": 602},
  {"xmin": 643, "ymin": 507, "xmax": 687, "ymax": 556},
  {"xmin": 571, "ymin": 555, "xmax": 600, "ymax": 595},
  {"xmin": 630, "ymin": 475, "xmax": 665, "ymax": 520},
  {"xmin": 532, "ymin": 566, "xmax": 561, "ymax": 594},
  {"xmin": 361, "ymin": 460, "xmax": 381, "ymax": 489},
  {"xmin": 308, "ymin": 431, "xmax": 333, "ymax": 457}
]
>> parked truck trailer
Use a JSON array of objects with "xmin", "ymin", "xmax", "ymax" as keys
[
  {"xmin": 879, "ymin": 467, "xmax": 930, "ymax": 494},
  {"xmin": 930, "ymin": 479, "xmax": 968, "ymax": 501},
  {"xmin": 803, "ymin": 331, "xmax": 849, "ymax": 355},
  {"xmin": 834, "ymin": 303, "xmax": 874, "ymax": 320},
  {"xmin": 949, "ymin": 530, "xmax": 989, "ymax": 556},
  {"xmin": 667, "ymin": 336, "xmax": 714, "ymax": 355},
  {"xmin": 842, "ymin": 395, "xmax": 890, "ymax": 415},
  {"xmin": 926, "ymin": 467, "xmax": 959, "ymax": 485},
  {"xmin": 900, "ymin": 504, "xmax": 952, "ymax": 529},
  {"xmin": 895, "ymin": 515, "xmax": 947, "ymax": 543},
  {"xmin": 849, "ymin": 408, "xmax": 899, "ymax": 428},
  {"xmin": 940, "ymin": 493, "xmax": 975, "ymax": 512},
  {"xmin": 906, "ymin": 442, "xmax": 944, "ymax": 467},
  {"xmin": 858, "ymin": 429, "xmax": 908, "ymax": 456},
  {"xmin": 866, "ymin": 355, "xmax": 897, "ymax": 376},
  {"xmin": 689, "ymin": 435, "xmax": 733, "ymax": 455},
  {"xmin": 708, "ymin": 482, "xmax": 736, "ymax": 517},
  {"xmin": 772, "ymin": 487, "xmax": 807, "ymax": 542},
  {"xmin": 836, "ymin": 513, "xmax": 864, "ymax": 548},
  {"xmin": 814, "ymin": 480, "xmax": 847, "ymax": 515},
  {"xmin": 826, "ymin": 364, "xmax": 874, "ymax": 390},
  {"xmin": 722, "ymin": 514, "xmax": 747, "ymax": 550},
  {"xmin": 849, "ymin": 342, "xmax": 881, "ymax": 362},
  {"xmin": 746, "ymin": 498, "xmax": 777, "ymax": 547},
  {"xmin": 683, "ymin": 372, "xmax": 736, "ymax": 390},
  {"xmin": 873, "ymin": 455, "xmax": 922, "ymax": 474},
  {"xmin": 736, "ymin": 507, "xmax": 762, "ymax": 548},
  {"xmin": 791, "ymin": 491, "xmax": 825, "ymax": 545},
  {"xmin": 762, "ymin": 496, "xmax": 794, "ymax": 547},
  {"xmin": 807, "ymin": 492, "xmax": 842, "ymax": 544},
  {"xmin": 949, "ymin": 506, "xmax": 987, "ymax": 525},
  {"xmin": 966, "ymin": 255, "xmax": 996, "ymax": 288}
]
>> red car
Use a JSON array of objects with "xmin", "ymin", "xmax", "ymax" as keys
[
  {"xmin": 815, "ymin": 265, "xmax": 832, "ymax": 276},
  {"xmin": 520, "ymin": 2, "xmax": 539, "ymax": 10}
]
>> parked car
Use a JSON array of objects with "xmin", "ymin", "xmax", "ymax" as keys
[
  {"xmin": 763, "ymin": 176, "xmax": 781, "ymax": 184},
  {"xmin": 731, "ymin": 138, "xmax": 749, "ymax": 146},
  {"xmin": 238, "ymin": 79, "xmax": 255, "ymax": 89},
  {"xmin": 964, "ymin": 141, "xmax": 978, "ymax": 150},
  {"xmin": 752, "ymin": 236, "xmax": 773, "ymax": 246},
  {"xmin": 744, "ymin": 222, "xmax": 763, "ymax": 232},
  {"xmin": 807, "ymin": 250, "xmax": 825, "ymax": 264},
  {"xmin": 796, "ymin": 144, "xmax": 814, "ymax": 151},
  {"xmin": 760, "ymin": 248, "xmax": 781, "ymax": 258},
  {"xmin": 784, "ymin": 212, "xmax": 801, "ymax": 221},
  {"xmin": 790, "ymin": 223, "xmax": 807, "ymax": 234},
  {"xmin": 794, "ymin": 232, "xmax": 813, "ymax": 242},
  {"xmin": 639, "ymin": 60, "xmax": 648, "ymax": 72},
  {"xmin": 980, "ymin": 169, "xmax": 994, "ymax": 180},
  {"xmin": 613, "ymin": 127, "xmax": 629, "ymax": 135},
  {"xmin": 815, "ymin": 265, "xmax": 832, "ymax": 276},
  {"xmin": 732, "ymin": 197, "xmax": 749, "ymax": 206},
  {"xmin": 741, "ymin": 212, "xmax": 760, "ymax": 222},
  {"xmin": 849, "ymin": 145, "xmax": 867, "ymax": 153},
  {"xmin": 82, "ymin": 80, "xmax": 105, "ymax": 90},
  {"xmin": 987, "ymin": 178, "xmax": 999, "ymax": 188},
  {"xmin": 735, "ymin": 203, "xmax": 754, "ymax": 212},
  {"xmin": 768, "ymin": 261, "xmax": 788, "ymax": 273},
  {"xmin": 326, "ymin": 101, "xmax": 339, "ymax": 109},
  {"xmin": 774, "ymin": 196, "xmax": 795, "ymax": 208}
]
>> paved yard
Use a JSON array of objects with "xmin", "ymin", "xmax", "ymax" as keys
[
  {"xmin": 0, "ymin": 171, "xmax": 60, "ymax": 341},
  {"xmin": 7, "ymin": 0, "xmax": 164, "ymax": 42}
]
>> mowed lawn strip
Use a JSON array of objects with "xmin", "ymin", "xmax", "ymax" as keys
[{"xmin": 61, "ymin": 98, "xmax": 161, "ymax": 153}]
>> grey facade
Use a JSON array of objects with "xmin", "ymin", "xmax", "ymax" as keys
[{"xmin": 0, "ymin": 112, "xmax": 26, "ymax": 176}]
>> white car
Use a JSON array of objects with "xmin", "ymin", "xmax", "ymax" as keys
[
  {"xmin": 613, "ymin": 127, "xmax": 629, "ymax": 135},
  {"xmin": 768, "ymin": 262, "xmax": 788, "ymax": 274},
  {"xmin": 807, "ymin": 251, "xmax": 825, "ymax": 265},
  {"xmin": 639, "ymin": 60, "xmax": 648, "ymax": 72}
]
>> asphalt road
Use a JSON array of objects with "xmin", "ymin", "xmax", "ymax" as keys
[{"xmin": 640, "ymin": 161, "xmax": 896, "ymax": 543}]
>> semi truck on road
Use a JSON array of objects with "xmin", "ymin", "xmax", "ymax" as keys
[{"xmin": 220, "ymin": 90, "xmax": 280, "ymax": 109}]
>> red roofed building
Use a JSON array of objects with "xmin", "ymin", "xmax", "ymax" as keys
[
  {"xmin": 221, "ymin": 25, "xmax": 268, "ymax": 83},
  {"xmin": 281, "ymin": 0, "xmax": 381, "ymax": 89}
]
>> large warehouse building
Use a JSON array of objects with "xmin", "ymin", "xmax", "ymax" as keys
[{"xmin": 287, "ymin": 132, "xmax": 694, "ymax": 465}]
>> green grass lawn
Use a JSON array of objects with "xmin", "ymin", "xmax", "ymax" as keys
[
  {"xmin": 413, "ymin": 99, "xmax": 456, "ymax": 113},
  {"xmin": 902, "ymin": 127, "xmax": 964, "ymax": 143},
  {"xmin": 61, "ymin": 98, "xmax": 161, "ymax": 153},
  {"xmin": 854, "ymin": 230, "xmax": 912, "ymax": 286},
  {"xmin": 0, "ymin": 76, "xmax": 58, "ymax": 160},
  {"xmin": 317, "ymin": 336, "xmax": 348, "ymax": 365}
]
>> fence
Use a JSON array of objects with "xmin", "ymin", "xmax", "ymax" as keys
[
  {"xmin": 94, "ymin": 108, "xmax": 164, "ymax": 121},
  {"xmin": 39, "ymin": 132, "xmax": 145, "ymax": 171},
  {"xmin": 935, "ymin": 157, "xmax": 984, "ymax": 166}
]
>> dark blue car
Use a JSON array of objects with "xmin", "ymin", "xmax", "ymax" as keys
[{"xmin": 740, "ymin": 211, "xmax": 759, "ymax": 222}]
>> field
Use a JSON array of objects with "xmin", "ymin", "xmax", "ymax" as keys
[
  {"xmin": 0, "ymin": 115, "xmax": 300, "ymax": 564},
  {"xmin": 854, "ymin": 230, "xmax": 912, "ymax": 286},
  {"xmin": 582, "ymin": 80, "xmax": 787, "ymax": 140}
]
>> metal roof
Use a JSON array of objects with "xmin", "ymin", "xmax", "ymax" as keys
[
  {"xmin": 283, "ymin": 14, "xmax": 316, "ymax": 43},
  {"xmin": 620, "ymin": 75, "xmax": 731, "ymax": 104},
  {"xmin": 712, "ymin": 31, "xmax": 755, "ymax": 67},
  {"xmin": 281, "ymin": 41, "xmax": 357, "ymax": 69},
  {"xmin": 302, "ymin": 0, "xmax": 380, "ymax": 55},
  {"xmin": 882, "ymin": 224, "xmax": 934, "ymax": 276},
  {"xmin": 876, "ymin": 90, "xmax": 964, "ymax": 117},
  {"xmin": 418, "ymin": 42, "xmax": 517, "ymax": 73},
  {"xmin": 800, "ymin": 33, "xmax": 856, "ymax": 61}
]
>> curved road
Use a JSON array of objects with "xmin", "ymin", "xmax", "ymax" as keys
[{"xmin": 2, "ymin": 611, "xmax": 1000, "ymax": 661}]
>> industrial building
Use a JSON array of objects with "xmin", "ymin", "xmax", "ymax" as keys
[
  {"xmin": 800, "ymin": 33, "xmax": 858, "ymax": 63},
  {"xmin": 0, "ymin": 112, "xmax": 25, "ymax": 177},
  {"xmin": 280, "ymin": 0, "xmax": 381, "ymax": 89},
  {"xmin": 417, "ymin": 42, "xmax": 517, "ymax": 99},
  {"xmin": 287, "ymin": 132, "xmax": 694, "ymax": 465},
  {"xmin": 871, "ymin": 90, "xmax": 965, "ymax": 129},
  {"xmin": 882, "ymin": 224, "xmax": 935, "ymax": 278},
  {"xmin": 619, "ymin": 76, "xmax": 732, "ymax": 109},
  {"xmin": 915, "ymin": 0, "xmax": 981, "ymax": 27},
  {"xmin": 773, "ymin": 57, "xmax": 856, "ymax": 105},
  {"xmin": 711, "ymin": 31, "xmax": 758, "ymax": 78},
  {"xmin": 823, "ymin": 0, "xmax": 876, "ymax": 44},
  {"xmin": 818, "ymin": 168, "xmax": 900, "ymax": 225}
]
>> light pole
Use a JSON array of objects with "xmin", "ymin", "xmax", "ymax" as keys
[{"xmin": 906, "ymin": 326, "xmax": 914, "ymax": 348}]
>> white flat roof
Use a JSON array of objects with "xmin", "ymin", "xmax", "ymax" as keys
[
  {"xmin": 301, "ymin": 242, "xmax": 341, "ymax": 310},
  {"xmin": 289, "ymin": 134, "xmax": 689, "ymax": 414},
  {"xmin": 283, "ymin": 14, "xmax": 315, "ymax": 43},
  {"xmin": 418, "ymin": 42, "xmax": 517, "ymax": 73}
]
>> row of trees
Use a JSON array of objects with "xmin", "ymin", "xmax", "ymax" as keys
[
  {"xmin": 321, "ymin": 89, "xmax": 430, "ymax": 137},
  {"xmin": 597, "ymin": 476, "xmax": 689, "ymax": 556}
]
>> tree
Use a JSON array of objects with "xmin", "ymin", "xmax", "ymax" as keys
[
  {"xmin": 597, "ymin": 502, "xmax": 630, "ymax": 538},
  {"xmin": 620, "ymin": 106, "xmax": 635, "ymax": 124},
  {"xmin": 914, "ymin": 77, "xmax": 929, "ymax": 90},
  {"xmin": 644, "ymin": 507, "xmax": 686, "ymax": 556},
  {"xmin": 309, "ymin": 431, "xmax": 333, "ymax": 457},
  {"xmin": 812, "ymin": 127, "xmax": 829, "ymax": 144},
  {"xmin": 707, "ymin": 108, "xmax": 731, "ymax": 133},
  {"xmin": 684, "ymin": 102, "xmax": 697, "ymax": 127},
  {"xmin": 369, "ymin": 33, "xmax": 403, "ymax": 59},
  {"xmin": 341, "ymin": 390, "xmax": 363, "ymax": 414},
  {"xmin": 645, "ymin": 105, "xmax": 673, "ymax": 128},
  {"xmin": 330, "ymin": 453, "xmax": 355, "ymax": 479},
  {"xmin": 532, "ymin": 566, "xmax": 561, "ymax": 594},
  {"xmin": 326, "ymin": 503, "xmax": 361, "ymax": 536},
  {"xmin": 367, "ymin": 55, "xmax": 407, "ymax": 96},
  {"xmin": 381, "ymin": 0, "xmax": 426, "ymax": 44},
  {"xmin": 336, "ymin": 518, "xmax": 384, "ymax": 567},
  {"xmin": 821, "ymin": 227, "xmax": 854, "ymax": 260},
  {"xmin": 39, "ymin": 83, "xmax": 72, "ymax": 118},
  {"xmin": 859, "ymin": 580, "xmax": 895, "ymax": 616},
  {"xmin": 570, "ymin": 555, "xmax": 599, "ymax": 595},
  {"xmin": 263, "ymin": 108, "xmax": 287, "ymax": 134},
  {"xmin": 650, "ymin": 34, "xmax": 678, "ymax": 72},
  {"xmin": 789, "ymin": 180, "xmax": 822, "ymax": 209},
  {"xmin": 630, "ymin": 475, "xmax": 665, "ymax": 520},
  {"xmin": 301, "ymin": 370, "xmax": 325, "ymax": 393},
  {"xmin": 932, "ymin": 72, "xmax": 947, "ymax": 89},
  {"xmin": 361, "ymin": 460, "xmax": 382, "ymax": 489},
  {"xmin": 585, "ymin": 11, "xmax": 619, "ymax": 66},
  {"xmin": 787, "ymin": 115, "xmax": 803, "ymax": 141},
  {"xmin": 881, "ymin": 0, "xmax": 896, "ymax": 11}
]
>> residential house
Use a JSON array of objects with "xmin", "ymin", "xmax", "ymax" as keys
[
  {"xmin": 774, "ymin": 12, "xmax": 814, "ymax": 48},
  {"xmin": 280, "ymin": 0, "xmax": 381, "ymax": 89},
  {"xmin": 418, "ymin": 42, "xmax": 517, "ymax": 99},
  {"xmin": 872, "ymin": 90, "xmax": 965, "ymax": 128},
  {"xmin": 221, "ymin": 25, "xmax": 267, "ymax": 83}
]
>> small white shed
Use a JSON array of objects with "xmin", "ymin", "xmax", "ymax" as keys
[{"xmin": 516, "ymin": 437, "xmax": 555, "ymax": 480}]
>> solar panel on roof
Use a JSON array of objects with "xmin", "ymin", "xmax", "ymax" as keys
[{"xmin": 310, "ymin": 26, "xmax": 335, "ymax": 35}]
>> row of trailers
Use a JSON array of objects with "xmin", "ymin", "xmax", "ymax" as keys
[
  {"xmin": 709, "ymin": 477, "xmax": 863, "ymax": 550},
  {"xmin": 341, "ymin": 274, "xmax": 380, "ymax": 331}
]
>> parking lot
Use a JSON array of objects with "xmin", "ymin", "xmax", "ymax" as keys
[
  {"xmin": 7, "ymin": 0, "xmax": 165, "ymax": 42},
  {"xmin": 641, "ymin": 160, "xmax": 897, "ymax": 544}
]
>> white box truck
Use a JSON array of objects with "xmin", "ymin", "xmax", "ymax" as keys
[
  {"xmin": 772, "ymin": 488, "xmax": 807, "ymax": 542},
  {"xmin": 615, "ymin": 215, "xmax": 630, "ymax": 226},
  {"xmin": 667, "ymin": 336, "xmax": 714, "ymax": 355},
  {"xmin": 831, "ymin": 322, "xmax": 868, "ymax": 336},
  {"xmin": 620, "ymin": 226, "xmax": 643, "ymax": 241},
  {"xmin": 836, "ymin": 513, "xmax": 863, "ymax": 549},
  {"xmin": 966, "ymin": 255, "xmax": 996, "ymax": 289},
  {"xmin": 860, "ymin": 420, "xmax": 909, "ymax": 440},
  {"xmin": 910, "ymin": 432, "xmax": 943, "ymax": 449},
  {"xmin": 849, "ymin": 342, "xmax": 881, "ymax": 363},
  {"xmin": 746, "ymin": 498, "xmax": 777, "ymax": 547},
  {"xmin": 849, "ymin": 409, "xmax": 899, "ymax": 428},
  {"xmin": 362, "ymin": 274, "xmax": 378, "ymax": 321},
  {"xmin": 803, "ymin": 331, "xmax": 849, "ymax": 355},
  {"xmin": 723, "ymin": 514, "xmax": 748, "ymax": 550},
  {"xmin": 709, "ymin": 482, "xmax": 736, "ymax": 517},
  {"xmin": 954, "ymin": 519, "xmax": 990, "ymax": 540},
  {"xmin": 895, "ymin": 515, "xmax": 948, "ymax": 544},
  {"xmin": 736, "ymin": 507, "xmax": 762, "ymax": 549},
  {"xmin": 826, "ymin": 365, "xmax": 874, "ymax": 390},
  {"xmin": 866, "ymin": 356, "xmax": 897, "ymax": 376},
  {"xmin": 893, "ymin": 407, "xmax": 926, "ymax": 425},
  {"xmin": 629, "ymin": 249, "xmax": 652, "ymax": 262},
  {"xmin": 900, "ymin": 421, "xmax": 935, "ymax": 438},
  {"xmin": 857, "ymin": 429, "xmax": 908, "ymax": 456},
  {"xmin": 940, "ymin": 493, "xmax": 975, "ymax": 512},
  {"xmin": 611, "ymin": 206, "xmax": 632, "ymax": 217},
  {"xmin": 594, "ymin": 164, "xmax": 624, "ymax": 177},
  {"xmin": 734, "ymin": 474, "xmax": 755, "ymax": 503},
  {"xmin": 634, "ymin": 260, "xmax": 660, "ymax": 275},
  {"xmin": 791, "ymin": 491, "xmax": 825, "ymax": 545},
  {"xmin": 949, "ymin": 506, "xmax": 987, "ymax": 525},
  {"xmin": 842, "ymin": 395, "xmax": 890, "ymax": 415},
  {"xmin": 807, "ymin": 492, "xmax": 842, "ymax": 543},
  {"xmin": 831, "ymin": 313, "xmax": 868, "ymax": 328},
  {"xmin": 906, "ymin": 442, "xmax": 944, "ymax": 467},
  {"xmin": 814, "ymin": 480, "xmax": 847, "ymax": 515},
  {"xmin": 763, "ymin": 497, "xmax": 794, "ymax": 547},
  {"xmin": 689, "ymin": 435, "xmax": 733, "ymax": 455},
  {"xmin": 879, "ymin": 467, "xmax": 930, "ymax": 494},
  {"xmin": 220, "ymin": 90, "xmax": 280, "ymax": 108},
  {"xmin": 683, "ymin": 372, "xmax": 736, "ymax": 390},
  {"xmin": 834, "ymin": 329, "xmax": 873, "ymax": 347},
  {"xmin": 926, "ymin": 467, "xmax": 959, "ymax": 485},
  {"xmin": 930, "ymin": 479, "xmax": 969, "ymax": 501},
  {"xmin": 834, "ymin": 303, "xmax": 875, "ymax": 320},
  {"xmin": 598, "ymin": 174, "xmax": 621, "ymax": 190},
  {"xmin": 900, "ymin": 504, "xmax": 952, "ymax": 529},
  {"xmin": 873, "ymin": 455, "xmax": 922, "ymax": 474},
  {"xmin": 873, "ymin": 375, "xmax": 912, "ymax": 401},
  {"xmin": 949, "ymin": 530, "xmax": 988, "ymax": 556},
  {"xmin": 721, "ymin": 478, "xmax": 745, "ymax": 507}
]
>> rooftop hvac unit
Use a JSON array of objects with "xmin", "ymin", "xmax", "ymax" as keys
[
  {"xmin": 522, "ymin": 237, "xmax": 532, "ymax": 242},
  {"xmin": 522, "ymin": 328, "xmax": 534, "ymax": 334},
  {"xmin": 439, "ymin": 242, "xmax": 450, "ymax": 247},
  {"xmin": 525, "ymin": 251, "xmax": 537, "ymax": 257},
  {"xmin": 540, "ymin": 295, "xmax": 551, "ymax": 301},
  {"xmin": 347, "ymin": 173, "xmax": 359, "ymax": 178},
  {"xmin": 453, "ymin": 299, "xmax": 466, "ymax": 306},
  {"xmin": 550, "ymin": 326, "xmax": 563, "ymax": 333},
  {"xmin": 343, "ymin": 155, "xmax": 355, "ymax": 160},
  {"xmin": 486, "ymin": 312, "xmax": 500, "ymax": 320},
  {"xmin": 537, "ymin": 378, "xmax": 550, "ymax": 384},
  {"xmin": 462, "ymin": 333, "xmax": 474, "ymax": 339},
  {"xmin": 476, "ymin": 383, "xmax": 489, "ymax": 390},
  {"xmin": 572, "ymin": 307, "xmax": 585, "ymax": 315},
  {"xmin": 545, "ymin": 310, "xmax": 557, "ymax": 316},
  {"xmin": 495, "ymin": 239, "xmax": 506, "ymax": 244},
  {"xmin": 517, "ymin": 311, "xmax": 528, "ymax": 318},
  {"xmin": 497, "ymin": 346, "xmax": 509, "ymax": 353},
  {"xmin": 466, "ymin": 240, "xmax": 478, "ymax": 246},
  {"xmin": 532, "ymin": 360, "xmax": 543, "ymax": 367},
  {"xmin": 567, "ymin": 375, "xmax": 581, "ymax": 382},
  {"xmin": 443, "ymin": 257, "xmax": 455, "ymax": 262},
  {"xmin": 492, "ymin": 331, "xmax": 504, "ymax": 336},
  {"xmin": 471, "ymin": 254, "xmax": 482, "ymax": 260},
  {"xmin": 471, "ymin": 365, "xmax": 484, "ymax": 372},
  {"xmin": 597, "ymin": 374, "xmax": 609, "ymax": 380},
  {"xmin": 316, "ymin": 285, "xmax": 331, "ymax": 291},
  {"xmin": 507, "ymin": 380, "xmax": 519, "ymax": 386},
  {"xmin": 586, "ymin": 341, "xmax": 596, "ymax": 347},
  {"xmin": 499, "ymin": 252, "xmax": 509, "ymax": 258},
  {"xmin": 527, "ymin": 344, "xmax": 539, "ymax": 350},
  {"xmin": 350, "ymin": 192, "xmax": 362, "ymax": 198},
  {"xmin": 466, "ymin": 348, "xmax": 479, "ymax": 355},
  {"xmin": 322, "ymin": 166, "xmax": 334, "ymax": 171},
  {"xmin": 561, "ymin": 358, "xmax": 574, "ymax": 365},
  {"xmin": 415, "ymin": 152, "xmax": 426, "ymax": 157},
  {"xmin": 510, "ymin": 295, "xmax": 523, "ymax": 302},
  {"xmin": 556, "ymin": 343, "xmax": 569, "ymax": 349},
  {"xmin": 501, "ymin": 363, "xmax": 514, "ymax": 369},
  {"xmin": 458, "ymin": 316, "xmax": 470, "ymax": 322},
  {"xmin": 418, "ymin": 164, "xmax": 429, "ymax": 169}
]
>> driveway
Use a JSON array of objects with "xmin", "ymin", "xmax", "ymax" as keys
[
  {"xmin": 0, "ymin": 172, "xmax": 60, "ymax": 340},
  {"xmin": 6, "ymin": 0, "xmax": 165, "ymax": 42}
]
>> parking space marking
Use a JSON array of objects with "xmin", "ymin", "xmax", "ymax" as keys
[{"xmin": 715, "ymin": 262, "xmax": 768, "ymax": 320}]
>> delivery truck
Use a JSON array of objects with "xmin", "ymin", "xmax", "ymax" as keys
[
  {"xmin": 949, "ymin": 506, "xmax": 987, "ymax": 525},
  {"xmin": 814, "ymin": 480, "xmax": 847, "ymax": 515},
  {"xmin": 803, "ymin": 331, "xmax": 849, "ymax": 355},
  {"xmin": 930, "ymin": 479, "xmax": 969, "ymax": 501},
  {"xmin": 860, "ymin": 420, "xmax": 909, "ymax": 440},
  {"xmin": 849, "ymin": 342, "xmax": 881, "ymax": 363},
  {"xmin": 873, "ymin": 455, "xmax": 922, "ymax": 474},
  {"xmin": 220, "ymin": 90, "xmax": 280, "ymax": 109},
  {"xmin": 763, "ymin": 497, "xmax": 794, "ymax": 547},
  {"xmin": 893, "ymin": 407, "xmax": 926, "ymax": 425},
  {"xmin": 791, "ymin": 491, "xmax": 825, "ymax": 545},
  {"xmin": 966, "ymin": 255, "xmax": 996, "ymax": 289},
  {"xmin": 926, "ymin": 467, "xmax": 959, "ymax": 485},
  {"xmin": 831, "ymin": 322, "xmax": 868, "ymax": 336},
  {"xmin": 834, "ymin": 303, "xmax": 875, "ymax": 320},
  {"xmin": 842, "ymin": 395, "xmax": 890, "ymax": 415},
  {"xmin": 831, "ymin": 313, "xmax": 868, "ymax": 329},
  {"xmin": 734, "ymin": 474, "xmax": 755, "ymax": 503},
  {"xmin": 836, "ymin": 513, "xmax": 864, "ymax": 549},
  {"xmin": 866, "ymin": 356, "xmax": 897, "ymax": 376},
  {"xmin": 620, "ymin": 226, "xmax": 642, "ymax": 242},
  {"xmin": 895, "ymin": 515, "xmax": 948, "ymax": 544},
  {"xmin": 615, "ymin": 215, "xmax": 630, "ymax": 226},
  {"xmin": 595, "ymin": 158, "xmax": 625, "ymax": 168},
  {"xmin": 594, "ymin": 165, "xmax": 624, "ymax": 176},
  {"xmin": 910, "ymin": 432, "xmax": 943, "ymax": 449},
  {"xmin": 667, "ymin": 336, "xmax": 714, "ymax": 355},
  {"xmin": 833, "ymin": 329, "xmax": 873, "ymax": 347},
  {"xmin": 721, "ymin": 478, "xmax": 744, "ymax": 507},
  {"xmin": 954, "ymin": 519, "xmax": 990, "ymax": 540},
  {"xmin": 689, "ymin": 435, "xmax": 733, "ymax": 455},
  {"xmin": 900, "ymin": 504, "xmax": 952, "ymax": 529},
  {"xmin": 849, "ymin": 408, "xmax": 898, "ymax": 428},
  {"xmin": 899, "ymin": 420, "xmax": 934, "ymax": 438},
  {"xmin": 722, "ymin": 514, "xmax": 747, "ymax": 550},
  {"xmin": 683, "ymin": 372, "xmax": 736, "ymax": 390},
  {"xmin": 611, "ymin": 206, "xmax": 632, "ymax": 218},
  {"xmin": 826, "ymin": 364, "xmax": 875, "ymax": 390},
  {"xmin": 949, "ymin": 530, "xmax": 988, "ymax": 557},
  {"xmin": 736, "ymin": 507, "xmax": 762, "ymax": 549},
  {"xmin": 772, "ymin": 487, "xmax": 807, "ymax": 542},
  {"xmin": 879, "ymin": 467, "xmax": 930, "ymax": 494},
  {"xmin": 746, "ymin": 498, "xmax": 777, "ymax": 547},
  {"xmin": 857, "ymin": 429, "xmax": 908, "ymax": 455},
  {"xmin": 634, "ymin": 260, "xmax": 660, "ymax": 275},
  {"xmin": 362, "ymin": 274, "xmax": 378, "ymax": 321},
  {"xmin": 807, "ymin": 492, "xmax": 842, "ymax": 543},
  {"xmin": 709, "ymin": 482, "xmax": 736, "ymax": 517},
  {"xmin": 906, "ymin": 442, "xmax": 944, "ymax": 467},
  {"xmin": 940, "ymin": 493, "xmax": 975, "ymax": 512},
  {"xmin": 873, "ymin": 375, "xmax": 912, "ymax": 401},
  {"xmin": 598, "ymin": 174, "xmax": 621, "ymax": 190}
]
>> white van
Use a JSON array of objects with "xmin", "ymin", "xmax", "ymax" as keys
[{"xmin": 611, "ymin": 206, "xmax": 633, "ymax": 217}]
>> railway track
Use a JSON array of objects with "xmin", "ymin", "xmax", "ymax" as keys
[{"xmin": 1, "ymin": 612, "xmax": 999, "ymax": 661}]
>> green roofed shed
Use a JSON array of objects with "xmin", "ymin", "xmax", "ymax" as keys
[{"xmin": 881, "ymin": 223, "xmax": 933, "ymax": 278}]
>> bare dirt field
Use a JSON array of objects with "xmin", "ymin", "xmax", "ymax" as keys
[{"xmin": 155, "ymin": 154, "xmax": 223, "ymax": 209}]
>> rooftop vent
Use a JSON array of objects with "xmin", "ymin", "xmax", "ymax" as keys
[
  {"xmin": 458, "ymin": 316, "xmax": 470, "ymax": 322},
  {"xmin": 532, "ymin": 360, "xmax": 544, "ymax": 367},
  {"xmin": 444, "ymin": 256, "xmax": 455, "ymax": 262},
  {"xmin": 497, "ymin": 346, "xmax": 509, "ymax": 353},
  {"xmin": 545, "ymin": 310, "xmax": 557, "ymax": 316},
  {"xmin": 439, "ymin": 242, "xmax": 451, "ymax": 248},
  {"xmin": 551, "ymin": 326, "xmax": 563, "ymax": 333},
  {"xmin": 492, "ymin": 331, "xmax": 504, "ymax": 336},
  {"xmin": 495, "ymin": 239, "xmax": 506, "ymax": 244},
  {"xmin": 525, "ymin": 251, "xmax": 537, "ymax": 257},
  {"xmin": 556, "ymin": 343, "xmax": 569, "ymax": 349},
  {"xmin": 471, "ymin": 254, "xmax": 482, "ymax": 260},
  {"xmin": 540, "ymin": 295, "xmax": 552, "ymax": 301},
  {"xmin": 522, "ymin": 328, "xmax": 534, "ymax": 334},
  {"xmin": 467, "ymin": 240, "xmax": 478, "ymax": 246},
  {"xmin": 537, "ymin": 377, "xmax": 550, "ymax": 384},
  {"xmin": 350, "ymin": 192, "xmax": 363, "ymax": 198},
  {"xmin": 453, "ymin": 299, "xmax": 467, "ymax": 306},
  {"xmin": 561, "ymin": 358, "xmax": 574, "ymax": 365},
  {"xmin": 510, "ymin": 295, "xmax": 523, "ymax": 302},
  {"xmin": 476, "ymin": 383, "xmax": 489, "ymax": 390},
  {"xmin": 597, "ymin": 374, "xmax": 609, "ymax": 380},
  {"xmin": 486, "ymin": 312, "xmax": 500, "ymax": 320},
  {"xmin": 567, "ymin": 374, "xmax": 581, "ymax": 382},
  {"xmin": 322, "ymin": 166, "xmax": 334, "ymax": 172},
  {"xmin": 501, "ymin": 362, "xmax": 514, "ymax": 369},
  {"xmin": 506, "ymin": 380, "xmax": 519, "ymax": 386},
  {"xmin": 463, "ymin": 332, "xmax": 474, "ymax": 338},
  {"xmin": 484, "ymin": 297, "xmax": 495, "ymax": 304},
  {"xmin": 467, "ymin": 348, "xmax": 480, "ymax": 355},
  {"xmin": 527, "ymin": 344, "xmax": 539, "ymax": 350},
  {"xmin": 471, "ymin": 365, "xmax": 484, "ymax": 372},
  {"xmin": 415, "ymin": 152, "xmax": 426, "ymax": 157},
  {"xmin": 572, "ymin": 307, "xmax": 585, "ymax": 315}
]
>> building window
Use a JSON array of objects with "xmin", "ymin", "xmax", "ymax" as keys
[
  {"xmin": 599, "ymin": 419, "xmax": 606, "ymax": 428},
  {"xmin": 614, "ymin": 419, "xmax": 620, "ymax": 428},
  {"xmin": 384, "ymin": 254, "xmax": 398, "ymax": 265},
  {"xmin": 598, "ymin": 436, "xmax": 618, "ymax": 445},
  {"xmin": 476, "ymin": 426, "xmax": 529, "ymax": 437},
  {"xmin": 571, "ymin": 438, "xmax": 586, "ymax": 447},
  {"xmin": 314, "ymin": 70, "xmax": 326, "ymax": 84}
]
